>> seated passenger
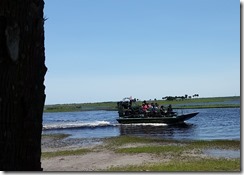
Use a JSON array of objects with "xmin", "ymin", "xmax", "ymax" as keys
[
  {"xmin": 154, "ymin": 103, "xmax": 159, "ymax": 109},
  {"xmin": 167, "ymin": 104, "xmax": 173, "ymax": 114},
  {"xmin": 142, "ymin": 103, "xmax": 148, "ymax": 112},
  {"xmin": 160, "ymin": 105, "xmax": 166, "ymax": 115},
  {"xmin": 153, "ymin": 103, "xmax": 160, "ymax": 114}
]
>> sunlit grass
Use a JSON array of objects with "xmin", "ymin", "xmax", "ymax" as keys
[
  {"xmin": 103, "ymin": 136, "xmax": 182, "ymax": 149},
  {"xmin": 187, "ymin": 140, "xmax": 240, "ymax": 150},
  {"xmin": 42, "ymin": 148, "xmax": 91, "ymax": 158},
  {"xmin": 107, "ymin": 158, "xmax": 240, "ymax": 171},
  {"xmin": 116, "ymin": 145, "xmax": 185, "ymax": 155},
  {"xmin": 105, "ymin": 136, "xmax": 240, "ymax": 150},
  {"xmin": 106, "ymin": 136, "xmax": 240, "ymax": 172},
  {"xmin": 112, "ymin": 138, "xmax": 240, "ymax": 155}
]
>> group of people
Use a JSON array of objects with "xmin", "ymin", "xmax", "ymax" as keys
[
  {"xmin": 118, "ymin": 99, "xmax": 174, "ymax": 117},
  {"xmin": 140, "ymin": 100, "xmax": 173, "ymax": 115}
]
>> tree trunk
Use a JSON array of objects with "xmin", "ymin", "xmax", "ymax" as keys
[{"xmin": 0, "ymin": 0, "xmax": 46, "ymax": 170}]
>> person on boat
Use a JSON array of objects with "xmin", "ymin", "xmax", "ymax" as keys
[
  {"xmin": 142, "ymin": 103, "xmax": 148, "ymax": 112},
  {"xmin": 141, "ymin": 102, "xmax": 150, "ymax": 117},
  {"xmin": 160, "ymin": 105, "xmax": 166, "ymax": 115},
  {"xmin": 129, "ymin": 99, "xmax": 133, "ymax": 107},
  {"xmin": 153, "ymin": 103, "xmax": 160, "ymax": 114},
  {"xmin": 147, "ymin": 103, "xmax": 152, "ymax": 109},
  {"xmin": 167, "ymin": 104, "xmax": 173, "ymax": 115},
  {"xmin": 155, "ymin": 103, "xmax": 159, "ymax": 109},
  {"xmin": 139, "ymin": 104, "xmax": 144, "ymax": 114},
  {"xmin": 147, "ymin": 103, "xmax": 154, "ymax": 116}
]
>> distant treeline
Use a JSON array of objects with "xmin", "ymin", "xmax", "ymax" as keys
[
  {"xmin": 162, "ymin": 94, "xmax": 199, "ymax": 101},
  {"xmin": 44, "ymin": 96, "xmax": 240, "ymax": 113}
]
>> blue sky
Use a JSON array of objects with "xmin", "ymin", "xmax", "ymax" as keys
[{"xmin": 44, "ymin": 0, "xmax": 240, "ymax": 104}]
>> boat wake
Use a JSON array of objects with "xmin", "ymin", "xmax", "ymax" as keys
[{"xmin": 43, "ymin": 121, "xmax": 117, "ymax": 130}]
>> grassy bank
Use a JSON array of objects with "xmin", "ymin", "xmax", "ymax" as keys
[
  {"xmin": 44, "ymin": 96, "xmax": 240, "ymax": 112},
  {"xmin": 103, "ymin": 136, "xmax": 240, "ymax": 151},
  {"xmin": 41, "ymin": 135, "xmax": 240, "ymax": 171},
  {"xmin": 104, "ymin": 136, "xmax": 240, "ymax": 171},
  {"xmin": 108, "ymin": 158, "xmax": 240, "ymax": 171}
]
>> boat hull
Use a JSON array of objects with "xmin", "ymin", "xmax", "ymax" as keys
[{"xmin": 116, "ymin": 112, "xmax": 199, "ymax": 124}]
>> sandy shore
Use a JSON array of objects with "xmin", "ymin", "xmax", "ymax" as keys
[
  {"xmin": 41, "ymin": 137, "xmax": 194, "ymax": 171},
  {"xmin": 41, "ymin": 136, "xmax": 239, "ymax": 171},
  {"xmin": 42, "ymin": 150, "xmax": 170, "ymax": 171},
  {"xmin": 41, "ymin": 137, "xmax": 171, "ymax": 171}
]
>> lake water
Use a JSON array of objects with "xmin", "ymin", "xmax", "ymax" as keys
[{"xmin": 42, "ymin": 108, "xmax": 240, "ymax": 141}]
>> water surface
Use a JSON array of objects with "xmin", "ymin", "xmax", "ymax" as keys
[{"xmin": 42, "ymin": 108, "xmax": 240, "ymax": 141}]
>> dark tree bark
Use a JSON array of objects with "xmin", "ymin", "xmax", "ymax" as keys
[{"xmin": 0, "ymin": 0, "xmax": 46, "ymax": 171}]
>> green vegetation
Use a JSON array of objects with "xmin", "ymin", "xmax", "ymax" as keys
[
  {"xmin": 175, "ymin": 104, "xmax": 240, "ymax": 109},
  {"xmin": 104, "ymin": 136, "xmax": 184, "ymax": 150},
  {"xmin": 104, "ymin": 135, "xmax": 164, "ymax": 146},
  {"xmin": 44, "ymin": 101, "xmax": 116, "ymax": 112},
  {"xmin": 104, "ymin": 136, "xmax": 240, "ymax": 152},
  {"xmin": 42, "ymin": 148, "xmax": 91, "ymax": 158},
  {"xmin": 44, "ymin": 96, "xmax": 240, "ymax": 112},
  {"xmin": 187, "ymin": 140, "xmax": 240, "ymax": 150},
  {"xmin": 114, "ymin": 139, "xmax": 240, "ymax": 155},
  {"xmin": 105, "ymin": 136, "xmax": 240, "ymax": 171},
  {"xmin": 108, "ymin": 158, "xmax": 240, "ymax": 171},
  {"xmin": 116, "ymin": 145, "xmax": 185, "ymax": 154}
]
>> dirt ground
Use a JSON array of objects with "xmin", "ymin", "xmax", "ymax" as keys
[
  {"xmin": 42, "ymin": 150, "xmax": 171, "ymax": 171},
  {"xmin": 41, "ymin": 137, "xmax": 209, "ymax": 171}
]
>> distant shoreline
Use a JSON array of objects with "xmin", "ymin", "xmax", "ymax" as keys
[{"xmin": 43, "ymin": 96, "xmax": 240, "ymax": 113}]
